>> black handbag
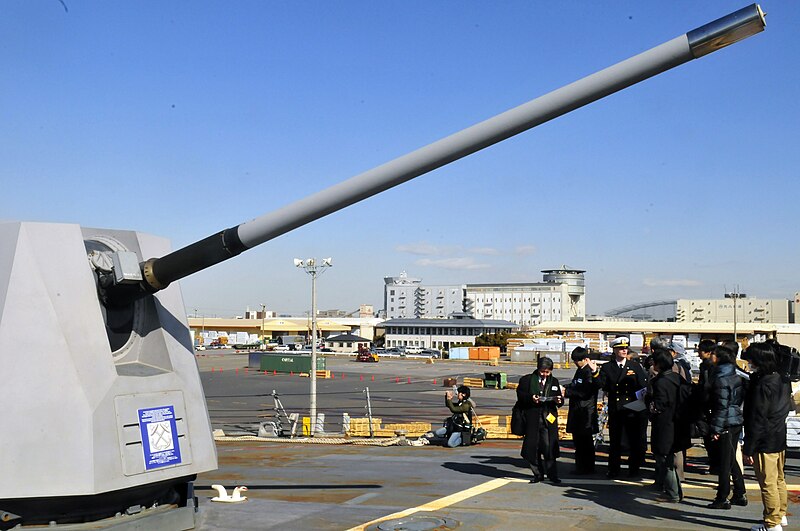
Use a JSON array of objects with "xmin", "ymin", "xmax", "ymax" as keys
[{"xmin": 510, "ymin": 404, "xmax": 526, "ymax": 436}]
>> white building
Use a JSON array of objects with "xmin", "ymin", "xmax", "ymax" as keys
[
  {"xmin": 383, "ymin": 272, "xmax": 465, "ymax": 319},
  {"xmin": 383, "ymin": 266, "xmax": 586, "ymax": 327},
  {"xmin": 466, "ymin": 266, "xmax": 586, "ymax": 327}
]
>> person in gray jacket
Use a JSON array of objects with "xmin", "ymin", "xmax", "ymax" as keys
[{"xmin": 707, "ymin": 345, "xmax": 746, "ymax": 510}]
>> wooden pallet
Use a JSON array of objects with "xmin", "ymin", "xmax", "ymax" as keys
[
  {"xmin": 462, "ymin": 377, "xmax": 484, "ymax": 388},
  {"xmin": 476, "ymin": 415, "xmax": 500, "ymax": 427}
]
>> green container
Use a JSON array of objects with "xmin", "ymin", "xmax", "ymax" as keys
[
  {"xmin": 483, "ymin": 372, "xmax": 507, "ymax": 389},
  {"xmin": 260, "ymin": 353, "xmax": 326, "ymax": 373}
]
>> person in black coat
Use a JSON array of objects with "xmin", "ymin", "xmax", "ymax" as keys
[
  {"xmin": 564, "ymin": 347, "xmax": 599, "ymax": 474},
  {"xmin": 696, "ymin": 339, "xmax": 720, "ymax": 474},
  {"xmin": 647, "ymin": 349, "xmax": 683, "ymax": 502},
  {"xmin": 593, "ymin": 337, "xmax": 648, "ymax": 478},
  {"xmin": 742, "ymin": 342, "xmax": 792, "ymax": 531},
  {"xmin": 707, "ymin": 345, "xmax": 746, "ymax": 509},
  {"xmin": 517, "ymin": 356, "xmax": 564, "ymax": 484}
]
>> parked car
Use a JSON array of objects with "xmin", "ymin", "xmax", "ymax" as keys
[
  {"xmin": 356, "ymin": 350, "xmax": 379, "ymax": 362},
  {"xmin": 420, "ymin": 348, "xmax": 441, "ymax": 358}
]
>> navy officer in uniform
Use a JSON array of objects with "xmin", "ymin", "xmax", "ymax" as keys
[{"xmin": 592, "ymin": 336, "xmax": 648, "ymax": 478}]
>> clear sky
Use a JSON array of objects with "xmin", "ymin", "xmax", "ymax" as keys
[{"xmin": 2, "ymin": 1, "xmax": 798, "ymax": 317}]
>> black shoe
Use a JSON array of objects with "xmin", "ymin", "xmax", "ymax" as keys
[
  {"xmin": 707, "ymin": 500, "xmax": 731, "ymax": 510},
  {"xmin": 550, "ymin": 477, "xmax": 562, "ymax": 484},
  {"xmin": 530, "ymin": 476, "xmax": 542, "ymax": 484},
  {"xmin": 655, "ymin": 494, "xmax": 680, "ymax": 503},
  {"xmin": 730, "ymin": 496, "xmax": 748, "ymax": 507}
]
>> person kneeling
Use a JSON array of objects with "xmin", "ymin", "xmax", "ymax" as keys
[{"xmin": 429, "ymin": 385, "xmax": 474, "ymax": 448}]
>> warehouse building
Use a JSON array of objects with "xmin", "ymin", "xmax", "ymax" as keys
[{"xmin": 378, "ymin": 313, "xmax": 517, "ymax": 351}]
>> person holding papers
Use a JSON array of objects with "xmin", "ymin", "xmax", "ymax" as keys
[
  {"xmin": 517, "ymin": 356, "xmax": 564, "ymax": 484},
  {"xmin": 647, "ymin": 349, "xmax": 684, "ymax": 503}
]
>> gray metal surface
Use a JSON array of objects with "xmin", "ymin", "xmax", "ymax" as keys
[
  {"xmin": 196, "ymin": 433, "xmax": 800, "ymax": 531},
  {"xmin": 0, "ymin": 223, "xmax": 215, "ymax": 514}
]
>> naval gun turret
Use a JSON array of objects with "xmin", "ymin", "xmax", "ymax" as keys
[{"xmin": 0, "ymin": 5, "xmax": 765, "ymax": 529}]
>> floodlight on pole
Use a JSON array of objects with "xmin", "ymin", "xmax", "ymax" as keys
[
  {"xmin": 293, "ymin": 256, "xmax": 333, "ymax": 436},
  {"xmin": 724, "ymin": 287, "xmax": 746, "ymax": 344}
]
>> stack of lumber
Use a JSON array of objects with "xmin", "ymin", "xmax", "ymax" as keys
[
  {"xmin": 462, "ymin": 377, "xmax": 484, "ymax": 388},
  {"xmin": 346, "ymin": 417, "xmax": 432, "ymax": 438}
]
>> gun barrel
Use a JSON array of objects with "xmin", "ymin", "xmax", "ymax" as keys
[{"xmin": 144, "ymin": 4, "xmax": 765, "ymax": 292}]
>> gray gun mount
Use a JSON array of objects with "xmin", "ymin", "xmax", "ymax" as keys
[{"xmin": 0, "ymin": 4, "xmax": 764, "ymax": 529}]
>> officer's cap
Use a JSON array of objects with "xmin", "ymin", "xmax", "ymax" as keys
[{"xmin": 610, "ymin": 337, "xmax": 630, "ymax": 349}]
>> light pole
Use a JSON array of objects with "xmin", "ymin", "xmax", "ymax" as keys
[
  {"xmin": 293, "ymin": 257, "xmax": 333, "ymax": 436},
  {"xmin": 724, "ymin": 287, "xmax": 746, "ymax": 345},
  {"xmin": 260, "ymin": 303, "xmax": 266, "ymax": 347}
]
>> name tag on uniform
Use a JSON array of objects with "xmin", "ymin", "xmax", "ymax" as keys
[
  {"xmin": 576, "ymin": 378, "xmax": 583, "ymax": 384},
  {"xmin": 626, "ymin": 370, "xmax": 635, "ymax": 375},
  {"xmin": 551, "ymin": 385, "xmax": 559, "ymax": 391},
  {"xmin": 546, "ymin": 413, "xmax": 556, "ymax": 424}
]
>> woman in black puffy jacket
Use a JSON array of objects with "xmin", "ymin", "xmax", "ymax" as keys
[{"xmin": 707, "ymin": 345, "xmax": 746, "ymax": 509}]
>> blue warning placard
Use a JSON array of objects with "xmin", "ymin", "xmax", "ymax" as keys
[{"xmin": 138, "ymin": 405, "xmax": 182, "ymax": 470}]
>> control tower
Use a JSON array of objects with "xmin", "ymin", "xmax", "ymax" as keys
[{"xmin": 542, "ymin": 265, "xmax": 586, "ymax": 321}]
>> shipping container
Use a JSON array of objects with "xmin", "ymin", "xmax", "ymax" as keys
[
  {"xmin": 449, "ymin": 347, "xmax": 470, "ymax": 360},
  {"xmin": 260, "ymin": 353, "xmax": 326, "ymax": 373}
]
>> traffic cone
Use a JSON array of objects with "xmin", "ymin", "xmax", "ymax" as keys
[
  {"xmin": 371, "ymin": 375, "xmax": 375, "ymax": 381},
  {"xmin": 407, "ymin": 377, "xmax": 411, "ymax": 384},
  {"xmin": 360, "ymin": 374, "xmax": 364, "ymax": 381},
  {"xmin": 433, "ymin": 378, "xmax": 437, "ymax": 385},
  {"xmin": 273, "ymin": 370, "xmax": 277, "ymax": 375}
]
